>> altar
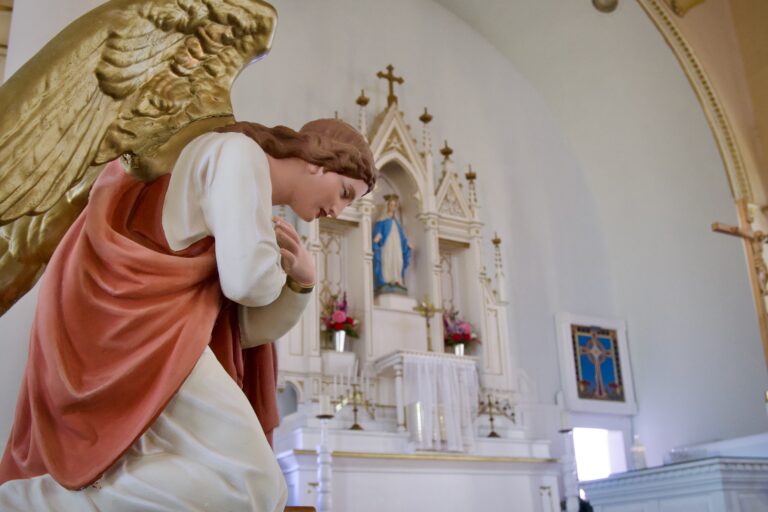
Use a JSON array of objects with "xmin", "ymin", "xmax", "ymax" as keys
[{"xmin": 273, "ymin": 67, "xmax": 559, "ymax": 511}]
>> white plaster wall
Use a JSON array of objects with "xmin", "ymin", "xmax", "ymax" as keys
[
  {"xmin": 2, "ymin": 0, "xmax": 761, "ymax": 476},
  {"xmin": 435, "ymin": 0, "xmax": 768, "ymax": 466}
]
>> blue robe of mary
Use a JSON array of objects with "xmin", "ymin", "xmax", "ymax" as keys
[{"xmin": 372, "ymin": 217, "xmax": 411, "ymax": 292}]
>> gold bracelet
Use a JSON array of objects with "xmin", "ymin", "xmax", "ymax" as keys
[{"xmin": 286, "ymin": 275, "xmax": 314, "ymax": 294}]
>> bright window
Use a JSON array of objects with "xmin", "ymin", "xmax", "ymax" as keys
[{"xmin": 573, "ymin": 427, "xmax": 627, "ymax": 481}]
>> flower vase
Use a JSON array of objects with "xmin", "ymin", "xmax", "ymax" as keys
[
  {"xmin": 333, "ymin": 330, "xmax": 347, "ymax": 352},
  {"xmin": 453, "ymin": 343, "xmax": 465, "ymax": 356}
]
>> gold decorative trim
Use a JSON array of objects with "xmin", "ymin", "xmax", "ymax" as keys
[
  {"xmin": 665, "ymin": 0, "xmax": 706, "ymax": 17},
  {"xmin": 286, "ymin": 275, "xmax": 314, "ymax": 294},
  {"xmin": 355, "ymin": 89, "xmax": 369, "ymax": 107},
  {"xmin": 383, "ymin": 128, "xmax": 408, "ymax": 158},
  {"xmin": 592, "ymin": 0, "xmax": 618, "ymax": 13},
  {"xmin": 419, "ymin": 107, "xmax": 433, "ymax": 125},
  {"xmin": 319, "ymin": 217, "xmax": 359, "ymax": 229},
  {"xmin": 439, "ymin": 237, "xmax": 471, "ymax": 251},
  {"xmin": 637, "ymin": 0, "xmax": 751, "ymax": 201},
  {"xmin": 292, "ymin": 449, "xmax": 557, "ymax": 464}
]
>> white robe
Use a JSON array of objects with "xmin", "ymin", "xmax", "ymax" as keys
[
  {"xmin": 0, "ymin": 132, "xmax": 308, "ymax": 511},
  {"xmin": 380, "ymin": 218, "xmax": 405, "ymax": 286}
]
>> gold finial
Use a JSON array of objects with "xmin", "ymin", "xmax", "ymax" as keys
[
  {"xmin": 440, "ymin": 140, "xmax": 453, "ymax": 161},
  {"xmin": 465, "ymin": 164, "xmax": 477, "ymax": 183},
  {"xmin": 419, "ymin": 107, "xmax": 433, "ymax": 124},
  {"xmin": 376, "ymin": 64, "xmax": 404, "ymax": 107},
  {"xmin": 356, "ymin": 89, "xmax": 370, "ymax": 107},
  {"xmin": 492, "ymin": 233, "xmax": 501, "ymax": 247}
]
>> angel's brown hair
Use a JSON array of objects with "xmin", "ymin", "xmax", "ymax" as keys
[{"xmin": 216, "ymin": 119, "xmax": 377, "ymax": 194}]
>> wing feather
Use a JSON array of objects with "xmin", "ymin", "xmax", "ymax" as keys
[
  {"xmin": 0, "ymin": 0, "xmax": 277, "ymax": 315},
  {"xmin": 0, "ymin": 18, "xmax": 116, "ymax": 224}
]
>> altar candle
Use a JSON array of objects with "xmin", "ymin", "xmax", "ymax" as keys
[{"xmin": 318, "ymin": 395, "xmax": 334, "ymax": 418}]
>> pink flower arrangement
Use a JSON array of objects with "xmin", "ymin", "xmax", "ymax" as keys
[
  {"xmin": 321, "ymin": 292, "xmax": 360, "ymax": 337},
  {"xmin": 443, "ymin": 309, "xmax": 479, "ymax": 346}
]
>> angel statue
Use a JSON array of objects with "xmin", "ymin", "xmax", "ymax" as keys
[
  {"xmin": 372, "ymin": 193, "xmax": 412, "ymax": 294},
  {"xmin": 0, "ymin": 1, "xmax": 377, "ymax": 511}
]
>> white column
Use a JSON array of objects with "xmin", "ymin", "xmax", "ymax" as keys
[
  {"xmin": 316, "ymin": 418, "xmax": 333, "ymax": 512},
  {"xmin": 561, "ymin": 429, "xmax": 579, "ymax": 512},
  {"xmin": 420, "ymin": 108, "xmax": 434, "ymax": 207},
  {"xmin": 359, "ymin": 196, "xmax": 375, "ymax": 360},
  {"xmin": 492, "ymin": 234, "xmax": 507, "ymax": 304},
  {"xmin": 356, "ymin": 90, "xmax": 369, "ymax": 140},
  {"xmin": 306, "ymin": 214, "xmax": 322, "ymax": 357},
  {"xmin": 394, "ymin": 362, "xmax": 406, "ymax": 432}
]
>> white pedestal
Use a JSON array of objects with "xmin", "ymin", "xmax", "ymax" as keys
[
  {"xmin": 320, "ymin": 350, "xmax": 357, "ymax": 377},
  {"xmin": 581, "ymin": 457, "xmax": 768, "ymax": 512},
  {"xmin": 374, "ymin": 293, "xmax": 417, "ymax": 310},
  {"xmin": 371, "ymin": 307, "xmax": 426, "ymax": 356}
]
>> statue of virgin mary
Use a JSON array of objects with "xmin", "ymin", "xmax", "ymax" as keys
[{"xmin": 372, "ymin": 194, "xmax": 412, "ymax": 294}]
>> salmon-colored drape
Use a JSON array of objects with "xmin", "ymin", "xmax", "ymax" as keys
[{"xmin": 0, "ymin": 161, "xmax": 279, "ymax": 490}]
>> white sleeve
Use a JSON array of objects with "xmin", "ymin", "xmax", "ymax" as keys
[
  {"xmin": 163, "ymin": 133, "xmax": 285, "ymax": 307},
  {"xmin": 197, "ymin": 133, "xmax": 285, "ymax": 307},
  {"xmin": 239, "ymin": 287, "xmax": 312, "ymax": 348}
]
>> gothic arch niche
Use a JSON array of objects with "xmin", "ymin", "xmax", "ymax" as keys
[{"xmin": 371, "ymin": 159, "xmax": 426, "ymax": 302}]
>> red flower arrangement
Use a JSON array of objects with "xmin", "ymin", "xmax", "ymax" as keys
[
  {"xmin": 320, "ymin": 292, "xmax": 360, "ymax": 337},
  {"xmin": 442, "ymin": 308, "xmax": 479, "ymax": 346}
]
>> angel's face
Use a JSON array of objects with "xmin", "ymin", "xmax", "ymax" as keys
[{"xmin": 291, "ymin": 164, "xmax": 367, "ymax": 222}]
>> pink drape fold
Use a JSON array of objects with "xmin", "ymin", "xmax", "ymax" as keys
[{"xmin": 0, "ymin": 161, "xmax": 279, "ymax": 490}]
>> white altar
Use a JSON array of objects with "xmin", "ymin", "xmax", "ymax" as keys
[
  {"xmin": 273, "ymin": 69, "xmax": 559, "ymax": 511},
  {"xmin": 581, "ymin": 457, "xmax": 768, "ymax": 512}
]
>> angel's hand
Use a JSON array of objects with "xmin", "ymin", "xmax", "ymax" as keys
[{"xmin": 273, "ymin": 216, "xmax": 315, "ymax": 287}]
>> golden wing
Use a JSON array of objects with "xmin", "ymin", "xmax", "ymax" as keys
[{"xmin": 0, "ymin": 0, "xmax": 277, "ymax": 316}]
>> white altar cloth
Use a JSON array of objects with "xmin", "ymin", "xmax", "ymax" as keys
[{"xmin": 374, "ymin": 350, "xmax": 478, "ymax": 452}]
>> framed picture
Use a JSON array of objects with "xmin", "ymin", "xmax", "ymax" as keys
[{"xmin": 555, "ymin": 313, "xmax": 637, "ymax": 415}]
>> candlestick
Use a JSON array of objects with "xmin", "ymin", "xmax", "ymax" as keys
[{"xmin": 413, "ymin": 295, "xmax": 442, "ymax": 352}]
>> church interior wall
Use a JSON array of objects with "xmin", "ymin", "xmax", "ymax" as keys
[
  {"xmin": 0, "ymin": 0, "xmax": 765, "ymax": 485},
  {"xmin": 436, "ymin": 0, "xmax": 768, "ymax": 465}
]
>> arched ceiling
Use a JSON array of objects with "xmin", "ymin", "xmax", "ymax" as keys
[{"xmin": 434, "ymin": 0, "xmax": 768, "ymax": 204}]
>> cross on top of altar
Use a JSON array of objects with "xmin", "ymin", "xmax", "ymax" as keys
[{"xmin": 376, "ymin": 64, "xmax": 404, "ymax": 107}]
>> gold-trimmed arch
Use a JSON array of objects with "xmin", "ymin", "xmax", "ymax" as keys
[{"xmin": 637, "ymin": 0, "xmax": 751, "ymax": 202}]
